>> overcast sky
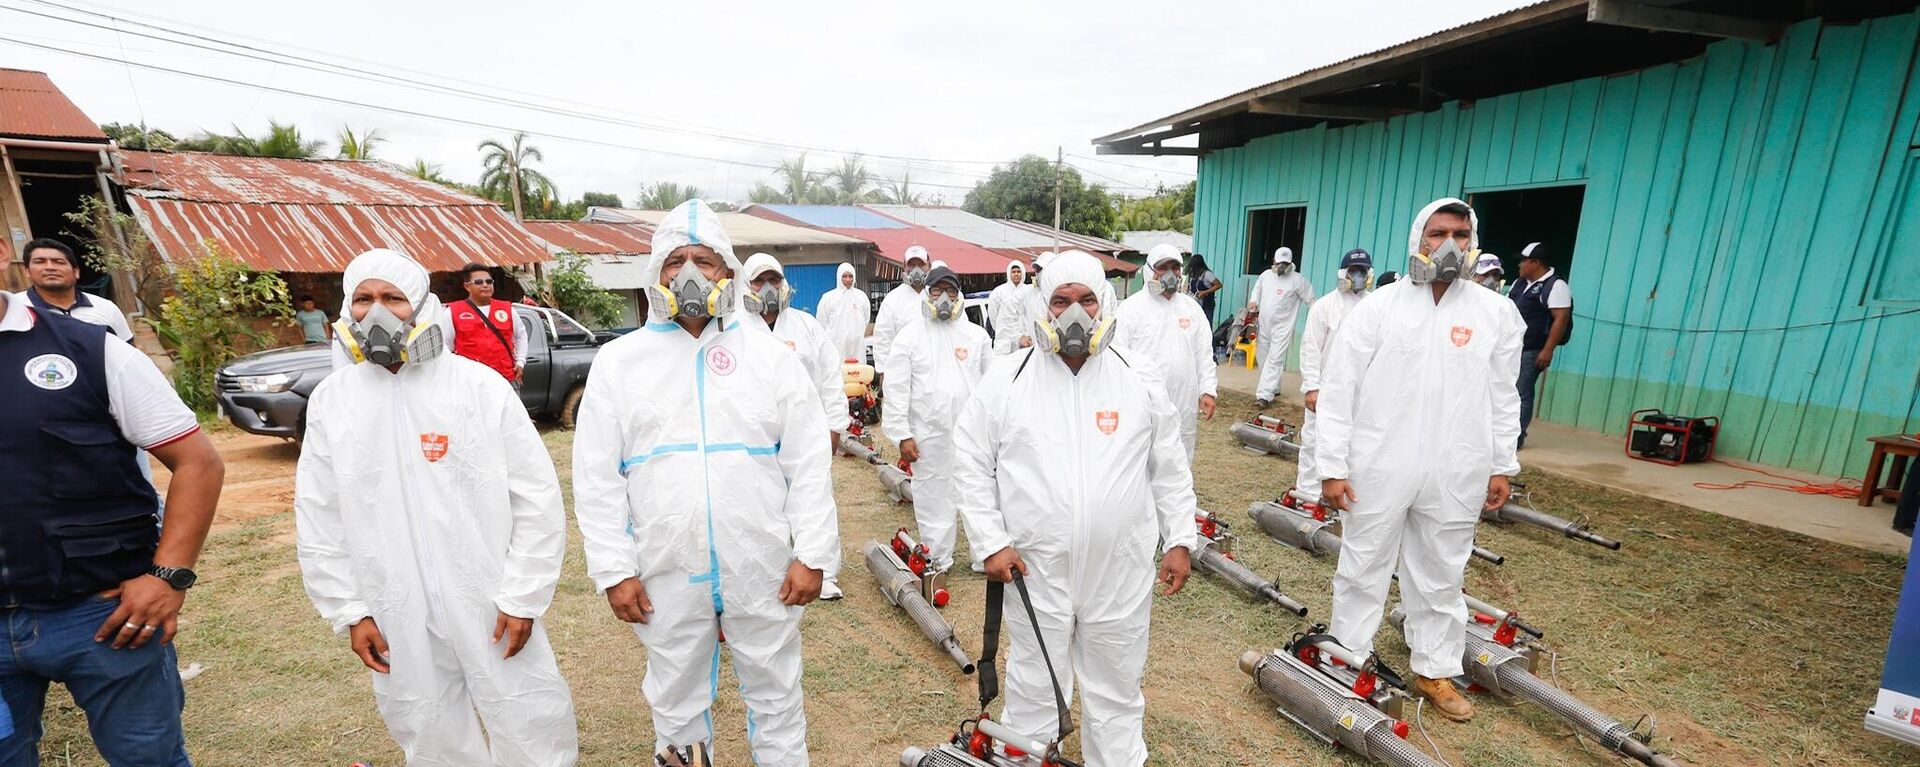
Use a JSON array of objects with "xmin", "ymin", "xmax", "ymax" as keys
[{"xmin": 1, "ymin": 0, "xmax": 1533, "ymax": 205}]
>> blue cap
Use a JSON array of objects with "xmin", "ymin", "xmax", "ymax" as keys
[{"xmin": 1339, "ymin": 248, "xmax": 1372, "ymax": 269}]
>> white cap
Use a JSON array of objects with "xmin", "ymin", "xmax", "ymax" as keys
[
  {"xmin": 1273, "ymin": 246, "xmax": 1293, "ymax": 264},
  {"xmin": 743, "ymin": 252, "xmax": 783, "ymax": 281},
  {"xmin": 904, "ymin": 245, "xmax": 930, "ymax": 265},
  {"xmin": 1473, "ymin": 254, "xmax": 1504, "ymax": 276}
]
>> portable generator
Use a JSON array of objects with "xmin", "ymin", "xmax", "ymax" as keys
[{"xmin": 1626, "ymin": 409, "xmax": 1718, "ymax": 466}]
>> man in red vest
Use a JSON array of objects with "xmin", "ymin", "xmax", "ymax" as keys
[{"xmin": 444, "ymin": 263, "xmax": 530, "ymax": 385}]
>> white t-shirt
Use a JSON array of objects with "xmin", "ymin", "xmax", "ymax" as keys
[
  {"xmin": 1535, "ymin": 268, "xmax": 1573, "ymax": 309},
  {"xmin": 28, "ymin": 289, "xmax": 133, "ymax": 342},
  {"xmin": 2, "ymin": 293, "xmax": 198, "ymax": 450}
]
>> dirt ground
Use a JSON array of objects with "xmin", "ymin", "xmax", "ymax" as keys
[{"xmin": 36, "ymin": 392, "xmax": 1911, "ymax": 766}]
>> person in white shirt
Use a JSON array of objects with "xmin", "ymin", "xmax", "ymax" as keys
[
  {"xmin": 883, "ymin": 266, "xmax": 992, "ymax": 575},
  {"xmin": 1246, "ymin": 246, "xmax": 1315, "ymax": 408},
  {"xmin": 1296, "ymin": 249, "xmax": 1373, "ymax": 491},
  {"xmin": 872, "ymin": 245, "xmax": 931, "ymax": 375},
  {"xmin": 23, "ymin": 238, "xmax": 132, "ymax": 342},
  {"xmin": 985, "ymin": 260, "xmax": 1026, "ymax": 341},
  {"xmin": 1506, "ymin": 242, "xmax": 1573, "ymax": 449},
  {"xmin": 1112, "ymin": 244, "xmax": 1217, "ymax": 461}
]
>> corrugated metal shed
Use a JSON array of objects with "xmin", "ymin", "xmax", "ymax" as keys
[
  {"xmin": 119, "ymin": 151, "xmax": 550, "ymax": 273},
  {"xmin": 585, "ymin": 206, "xmax": 872, "ymax": 249},
  {"xmin": 521, "ymin": 220, "xmax": 654, "ymax": 255},
  {"xmin": 861, "ymin": 204, "xmax": 1055, "ymax": 248},
  {"xmin": 1120, "ymin": 230, "xmax": 1194, "ymax": 253},
  {"xmin": 1190, "ymin": 11, "xmax": 1920, "ymax": 477},
  {"xmin": 744, "ymin": 204, "xmax": 1014, "ymax": 276},
  {"xmin": 993, "ymin": 218, "xmax": 1140, "ymax": 275},
  {"xmin": 0, "ymin": 68, "xmax": 109, "ymax": 143}
]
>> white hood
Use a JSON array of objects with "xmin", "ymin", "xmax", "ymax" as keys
[
  {"xmin": 742, "ymin": 252, "xmax": 783, "ymax": 281},
  {"xmin": 1147, "ymin": 243, "xmax": 1185, "ymax": 270},
  {"xmin": 1037, "ymin": 249, "xmax": 1112, "ymax": 317},
  {"xmin": 646, "ymin": 199, "xmax": 741, "ymax": 322},
  {"xmin": 1406, "ymin": 197, "xmax": 1481, "ymax": 256},
  {"xmin": 1004, "ymin": 259, "xmax": 1028, "ymax": 284},
  {"xmin": 339, "ymin": 247, "xmax": 444, "ymax": 327},
  {"xmin": 835, "ymin": 261, "xmax": 856, "ymax": 285}
]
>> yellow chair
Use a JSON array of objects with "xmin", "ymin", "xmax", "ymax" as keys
[{"xmin": 1234, "ymin": 338, "xmax": 1258, "ymax": 369}]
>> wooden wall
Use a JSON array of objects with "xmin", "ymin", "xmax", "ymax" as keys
[{"xmin": 1193, "ymin": 12, "xmax": 1920, "ymax": 477}]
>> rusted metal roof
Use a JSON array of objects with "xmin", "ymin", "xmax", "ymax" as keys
[
  {"xmin": 0, "ymin": 68, "xmax": 108, "ymax": 143},
  {"xmin": 119, "ymin": 150, "xmax": 551, "ymax": 273},
  {"xmin": 522, "ymin": 220, "xmax": 655, "ymax": 255},
  {"xmin": 744, "ymin": 204, "xmax": 1013, "ymax": 276},
  {"xmin": 992, "ymin": 219, "xmax": 1139, "ymax": 274}
]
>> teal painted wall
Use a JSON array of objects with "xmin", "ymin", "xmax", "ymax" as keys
[{"xmin": 1194, "ymin": 13, "xmax": 1920, "ymax": 478}]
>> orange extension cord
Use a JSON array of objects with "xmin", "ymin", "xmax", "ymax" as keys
[{"xmin": 1692, "ymin": 459, "xmax": 1864, "ymax": 498}]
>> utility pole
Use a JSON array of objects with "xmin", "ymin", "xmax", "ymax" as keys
[{"xmin": 1051, "ymin": 146, "xmax": 1063, "ymax": 254}]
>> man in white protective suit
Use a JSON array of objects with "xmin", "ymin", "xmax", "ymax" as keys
[
  {"xmin": 985, "ymin": 259, "xmax": 1030, "ymax": 348},
  {"xmin": 1314, "ymin": 197, "xmax": 1524, "ymax": 723},
  {"xmin": 872, "ymin": 245, "xmax": 932, "ymax": 375},
  {"xmin": 295, "ymin": 248, "xmax": 578, "ymax": 766},
  {"xmin": 1247, "ymin": 246, "xmax": 1315, "ymax": 408},
  {"xmin": 1113, "ymin": 244, "xmax": 1218, "ymax": 461},
  {"xmin": 740, "ymin": 252, "xmax": 851, "ymax": 600},
  {"xmin": 1295, "ymin": 248, "xmax": 1375, "ymax": 491},
  {"xmin": 882, "ymin": 265, "xmax": 992, "ymax": 575},
  {"xmin": 572, "ymin": 200, "xmax": 839, "ymax": 765},
  {"xmin": 952, "ymin": 250, "xmax": 1198, "ymax": 767},
  {"xmin": 815, "ymin": 262, "xmax": 869, "ymax": 362},
  {"xmin": 1011, "ymin": 251, "xmax": 1057, "ymax": 352}
]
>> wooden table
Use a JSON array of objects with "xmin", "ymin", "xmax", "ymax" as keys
[{"xmin": 1859, "ymin": 434, "xmax": 1919, "ymax": 507}]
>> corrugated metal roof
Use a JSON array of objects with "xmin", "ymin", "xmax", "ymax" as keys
[
  {"xmin": 0, "ymin": 68, "xmax": 108, "ymax": 143},
  {"xmin": 119, "ymin": 150, "xmax": 550, "ymax": 273},
  {"xmin": 751, "ymin": 204, "xmax": 910, "ymax": 229},
  {"xmin": 745, "ymin": 204, "xmax": 1013, "ymax": 276},
  {"xmin": 580, "ymin": 255, "xmax": 653, "ymax": 290},
  {"xmin": 585, "ymin": 207, "xmax": 872, "ymax": 249},
  {"xmin": 522, "ymin": 220, "xmax": 654, "ymax": 255},
  {"xmin": 1119, "ymin": 230, "xmax": 1193, "ymax": 253},
  {"xmin": 992, "ymin": 219, "xmax": 1139, "ymax": 274},
  {"xmin": 861, "ymin": 205, "xmax": 1057, "ymax": 248}
]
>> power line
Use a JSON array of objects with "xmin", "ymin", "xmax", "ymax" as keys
[
  {"xmin": 9, "ymin": 0, "xmax": 1032, "ymax": 177},
  {"xmin": 0, "ymin": 34, "xmax": 1159, "ymax": 196},
  {"xmin": 1065, "ymin": 152, "xmax": 1196, "ymax": 177}
]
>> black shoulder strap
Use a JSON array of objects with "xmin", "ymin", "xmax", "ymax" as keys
[
  {"xmin": 466, "ymin": 299, "xmax": 515, "ymax": 354},
  {"xmin": 1011, "ymin": 347, "xmax": 1038, "ymax": 381},
  {"xmin": 977, "ymin": 573, "xmax": 1075, "ymax": 740}
]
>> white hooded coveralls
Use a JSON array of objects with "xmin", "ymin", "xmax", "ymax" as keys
[
  {"xmin": 815, "ymin": 262, "xmax": 870, "ymax": 361},
  {"xmin": 1314, "ymin": 198, "xmax": 1524, "ymax": 679},
  {"xmin": 952, "ymin": 251, "xmax": 1199, "ymax": 767},
  {"xmin": 881, "ymin": 278, "xmax": 992, "ymax": 572},
  {"xmin": 295, "ymin": 248, "xmax": 578, "ymax": 766},
  {"xmin": 872, "ymin": 246, "xmax": 930, "ymax": 372},
  {"xmin": 1295, "ymin": 282, "xmax": 1369, "ymax": 489},
  {"xmin": 572, "ymin": 201, "xmax": 840, "ymax": 766},
  {"xmin": 1113, "ymin": 246, "xmax": 1217, "ymax": 462},
  {"xmin": 985, "ymin": 260, "xmax": 1029, "ymax": 344},
  {"xmin": 1249, "ymin": 248, "xmax": 1315, "ymax": 401}
]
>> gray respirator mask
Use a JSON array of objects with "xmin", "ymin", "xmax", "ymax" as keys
[
  {"xmin": 1037, "ymin": 301, "xmax": 1109, "ymax": 358},
  {"xmin": 345, "ymin": 300, "xmax": 442, "ymax": 367},
  {"xmin": 1156, "ymin": 269, "xmax": 1183, "ymax": 294},
  {"xmin": 905, "ymin": 266, "xmax": 930, "ymax": 288},
  {"xmin": 923, "ymin": 291, "xmax": 960, "ymax": 321},
  {"xmin": 1409, "ymin": 239, "xmax": 1468, "ymax": 285},
  {"xmin": 1274, "ymin": 261, "xmax": 1295, "ymax": 276},
  {"xmin": 743, "ymin": 280, "xmax": 787, "ymax": 315},
  {"xmin": 666, "ymin": 265, "xmax": 734, "ymax": 318}
]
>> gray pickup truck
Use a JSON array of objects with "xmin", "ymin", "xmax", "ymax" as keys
[{"xmin": 215, "ymin": 305, "xmax": 604, "ymax": 438}]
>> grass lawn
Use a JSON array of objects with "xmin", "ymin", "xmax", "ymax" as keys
[{"xmin": 31, "ymin": 389, "xmax": 1911, "ymax": 765}]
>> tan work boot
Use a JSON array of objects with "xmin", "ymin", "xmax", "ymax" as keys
[{"xmin": 1411, "ymin": 675, "xmax": 1474, "ymax": 722}]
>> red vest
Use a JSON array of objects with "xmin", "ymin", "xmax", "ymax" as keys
[{"xmin": 451, "ymin": 300, "xmax": 517, "ymax": 379}]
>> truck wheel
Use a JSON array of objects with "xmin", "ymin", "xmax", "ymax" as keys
[{"xmin": 559, "ymin": 385, "xmax": 586, "ymax": 430}]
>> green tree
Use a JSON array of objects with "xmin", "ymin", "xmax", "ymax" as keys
[
  {"xmin": 1114, "ymin": 182, "xmax": 1196, "ymax": 234},
  {"xmin": 876, "ymin": 171, "xmax": 923, "ymax": 205},
  {"xmin": 405, "ymin": 158, "xmax": 452, "ymax": 184},
  {"xmin": 581, "ymin": 191, "xmax": 624, "ymax": 209},
  {"xmin": 101, "ymin": 122, "xmax": 177, "ymax": 151},
  {"xmin": 176, "ymin": 120, "xmax": 323, "ymax": 158},
  {"xmin": 963, "ymin": 154, "xmax": 1117, "ymax": 239},
  {"xmin": 748, "ymin": 183, "xmax": 787, "ymax": 204},
  {"xmin": 478, "ymin": 132, "xmax": 555, "ymax": 220},
  {"xmin": 336, "ymin": 125, "xmax": 385, "ymax": 160},
  {"xmin": 827, "ymin": 154, "xmax": 880, "ymax": 203},
  {"xmin": 548, "ymin": 253, "xmax": 624, "ymax": 328},
  {"xmin": 635, "ymin": 182, "xmax": 702, "ymax": 210},
  {"xmin": 151, "ymin": 243, "xmax": 295, "ymax": 412}
]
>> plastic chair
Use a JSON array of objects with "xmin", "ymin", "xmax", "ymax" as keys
[{"xmin": 1234, "ymin": 338, "xmax": 1258, "ymax": 369}]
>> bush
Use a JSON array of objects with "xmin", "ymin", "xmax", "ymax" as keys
[
  {"xmin": 548, "ymin": 252, "xmax": 624, "ymax": 328},
  {"xmin": 151, "ymin": 242, "xmax": 294, "ymax": 413}
]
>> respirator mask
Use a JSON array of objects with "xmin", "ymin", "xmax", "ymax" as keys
[
  {"xmin": 1035, "ymin": 300, "xmax": 1112, "ymax": 358},
  {"xmin": 336, "ymin": 299, "xmax": 443, "ymax": 367},
  {"xmin": 652, "ymin": 263, "xmax": 736, "ymax": 319},
  {"xmin": 1273, "ymin": 261, "xmax": 1295, "ymax": 276},
  {"xmin": 1409, "ymin": 239, "xmax": 1470, "ymax": 285},
  {"xmin": 1155, "ymin": 268, "xmax": 1184, "ymax": 294},
  {"xmin": 1338, "ymin": 267, "xmax": 1373, "ymax": 294},
  {"xmin": 742, "ymin": 279, "xmax": 788, "ymax": 315},
  {"xmin": 923, "ymin": 290, "xmax": 960, "ymax": 321},
  {"xmin": 905, "ymin": 266, "xmax": 930, "ymax": 288}
]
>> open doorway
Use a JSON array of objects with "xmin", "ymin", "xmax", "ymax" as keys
[
  {"xmin": 1245, "ymin": 204, "xmax": 1307, "ymax": 275},
  {"xmin": 16, "ymin": 170, "xmax": 108, "ymax": 292},
  {"xmin": 1466, "ymin": 184, "xmax": 1584, "ymax": 276}
]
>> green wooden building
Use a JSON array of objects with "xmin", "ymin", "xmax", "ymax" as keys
[{"xmin": 1097, "ymin": 0, "xmax": 1920, "ymax": 478}]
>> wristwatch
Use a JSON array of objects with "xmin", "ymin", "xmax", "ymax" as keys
[{"xmin": 149, "ymin": 565, "xmax": 198, "ymax": 591}]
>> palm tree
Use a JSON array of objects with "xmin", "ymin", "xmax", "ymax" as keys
[
  {"xmin": 774, "ymin": 153, "xmax": 832, "ymax": 204},
  {"xmin": 636, "ymin": 182, "xmax": 702, "ymax": 209},
  {"xmin": 337, "ymin": 126, "xmax": 385, "ymax": 160},
  {"xmin": 878, "ymin": 171, "xmax": 923, "ymax": 205},
  {"xmin": 405, "ymin": 158, "xmax": 450, "ymax": 183},
  {"xmin": 828, "ymin": 154, "xmax": 877, "ymax": 203},
  {"xmin": 748, "ymin": 183, "xmax": 787, "ymax": 204},
  {"xmin": 477, "ymin": 132, "xmax": 555, "ymax": 221},
  {"xmin": 256, "ymin": 121, "xmax": 325, "ymax": 158}
]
